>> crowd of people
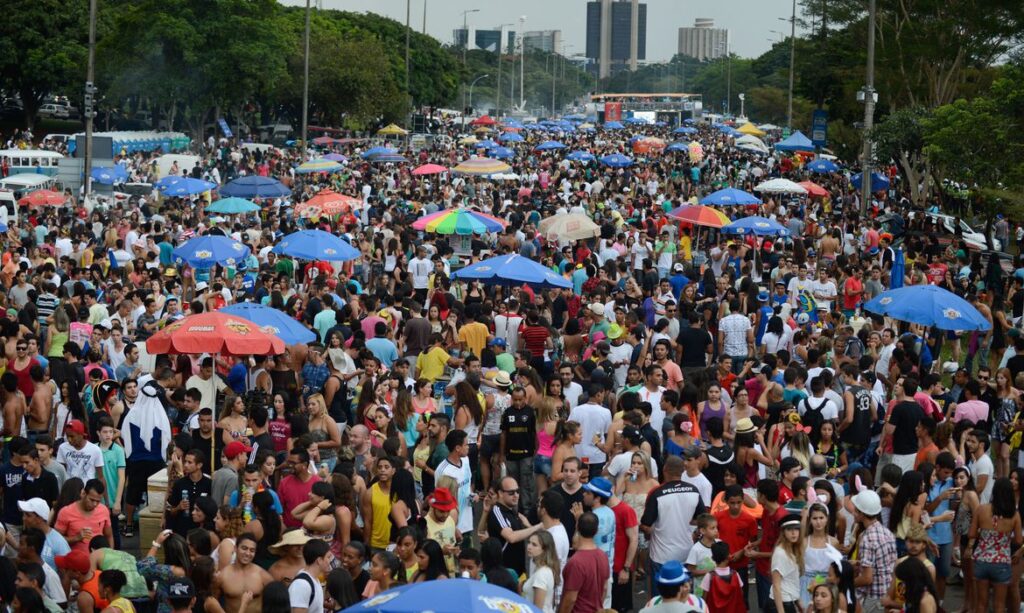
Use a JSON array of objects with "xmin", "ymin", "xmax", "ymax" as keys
[{"xmin": 0, "ymin": 114, "xmax": 1022, "ymax": 613}]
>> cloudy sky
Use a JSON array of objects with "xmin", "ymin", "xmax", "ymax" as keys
[{"xmin": 281, "ymin": 0, "xmax": 800, "ymax": 60}]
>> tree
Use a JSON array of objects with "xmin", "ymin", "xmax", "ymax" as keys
[
  {"xmin": 0, "ymin": 0, "xmax": 90, "ymax": 128},
  {"xmin": 871, "ymin": 107, "xmax": 932, "ymax": 206}
]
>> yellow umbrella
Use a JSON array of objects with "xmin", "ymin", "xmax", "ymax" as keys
[
  {"xmin": 458, "ymin": 136, "xmax": 479, "ymax": 145},
  {"xmin": 377, "ymin": 123, "xmax": 408, "ymax": 136},
  {"xmin": 452, "ymin": 158, "xmax": 512, "ymax": 176},
  {"xmin": 737, "ymin": 122, "xmax": 766, "ymax": 137}
]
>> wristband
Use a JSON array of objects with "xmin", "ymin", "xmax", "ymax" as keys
[{"xmin": 151, "ymin": 541, "xmax": 162, "ymax": 549}]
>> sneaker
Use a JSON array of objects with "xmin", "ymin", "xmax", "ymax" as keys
[{"xmin": 122, "ymin": 524, "xmax": 134, "ymax": 538}]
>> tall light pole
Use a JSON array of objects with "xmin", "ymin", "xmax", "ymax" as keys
[
  {"xmin": 83, "ymin": 0, "xmax": 97, "ymax": 200},
  {"xmin": 518, "ymin": 16, "xmax": 526, "ymax": 111},
  {"xmin": 300, "ymin": 0, "xmax": 311, "ymax": 160},
  {"xmin": 860, "ymin": 0, "xmax": 878, "ymax": 215},
  {"xmin": 460, "ymin": 9, "xmax": 479, "ymax": 127},
  {"xmin": 786, "ymin": 0, "xmax": 796, "ymax": 128},
  {"xmin": 404, "ymin": 0, "xmax": 411, "ymax": 92},
  {"xmin": 738, "ymin": 92, "xmax": 745, "ymax": 118},
  {"xmin": 469, "ymin": 74, "xmax": 490, "ymax": 114},
  {"xmin": 495, "ymin": 23, "xmax": 513, "ymax": 117},
  {"xmin": 421, "ymin": 0, "xmax": 426, "ymax": 34}
]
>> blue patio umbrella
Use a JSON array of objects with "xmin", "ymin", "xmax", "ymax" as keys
[
  {"xmin": 665, "ymin": 142, "xmax": 689, "ymax": 152},
  {"xmin": 172, "ymin": 235, "xmax": 250, "ymax": 268},
  {"xmin": 604, "ymin": 120, "xmax": 625, "ymax": 129},
  {"xmin": 566, "ymin": 150, "xmax": 595, "ymax": 163},
  {"xmin": 851, "ymin": 171, "xmax": 891, "ymax": 192},
  {"xmin": 361, "ymin": 146, "xmax": 396, "ymax": 159},
  {"xmin": 156, "ymin": 176, "xmax": 217, "ymax": 197},
  {"xmin": 723, "ymin": 216, "xmax": 790, "ymax": 236},
  {"xmin": 535, "ymin": 140, "xmax": 566, "ymax": 151},
  {"xmin": 340, "ymin": 578, "xmax": 540, "ymax": 613},
  {"xmin": 700, "ymin": 187, "xmax": 762, "ymax": 206},
  {"xmin": 220, "ymin": 176, "xmax": 291, "ymax": 199},
  {"xmin": 673, "ymin": 126, "xmax": 697, "ymax": 135},
  {"xmin": 502, "ymin": 119, "xmax": 525, "ymax": 129},
  {"xmin": 369, "ymin": 154, "xmax": 408, "ymax": 164},
  {"xmin": 489, "ymin": 146, "xmax": 515, "ymax": 160},
  {"xmin": 323, "ymin": 153, "xmax": 348, "ymax": 163},
  {"xmin": 890, "ymin": 247, "xmax": 905, "ymax": 290},
  {"xmin": 599, "ymin": 153, "xmax": 633, "ymax": 168},
  {"xmin": 452, "ymin": 254, "xmax": 572, "ymax": 290},
  {"xmin": 91, "ymin": 165, "xmax": 128, "ymax": 185},
  {"xmin": 864, "ymin": 284, "xmax": 991, "ymax": 331},
  {"xmin": 475, "ymin": 139, "xmax": 499, "ymax": 149},
  {"xmin": 806, "ymin": 158, "xmax": 839, "ymax": 173},
  {"xmin": 220, "ymin": 302, "xmax": 316, "ymax": 345},
  {"xmin": 206, "ymin": 197, "xmax": 260, "ymax": 214},
  {"xmin": 273, "ymin": 229, "xmax": 360, "ymax": 261},
  {"xmin": 624, "ymin": 116, "xmax": 648, "ymax": 124},
  {"xmin": 499, "ymin": 132, "xmax": 524, "ymax": 143}
]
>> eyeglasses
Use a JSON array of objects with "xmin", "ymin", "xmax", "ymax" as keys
[
  {"xmin": 16, "ymin": 347, "xmax": 26, "ymax": 351},
  {"xmin": 503, "ymin": 489, "xmax": 520, "ymax": 495},
  {"xmin": 978, "ymin": 375, "xmax": 990, "ymax": 380}
]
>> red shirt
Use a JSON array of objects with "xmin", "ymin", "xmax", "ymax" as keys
[
  {"xmin": 843, "ymin": 276, "xmax": 863, "ymax": 310},
  {"xmin": 755, "ymin": 505, "xmax": 788, "ymax": 575},
  {"xmin": 714, "ymin": 509, "xmax": 759, "ymax": 572},
  {"xmin": 562, "ymin": 548, "xmax": 610, "ymax": 613},
  {"xmin": 611, "ymin": 500, "xmax": 639, "ymax": 572},
  {"xmin": 278, "ymin": 473, "xmax": 321, "ymax": 529}
]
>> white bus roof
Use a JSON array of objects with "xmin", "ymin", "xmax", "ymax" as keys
[
  {"xmin": 0, "ymin": 174, "xmax": 56, "ymax": 189},
  {"xmin": 0, "ymin": 149, "xmax": 64, "ymax": 159}
]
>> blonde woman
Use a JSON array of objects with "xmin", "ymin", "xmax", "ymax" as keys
[
  {"xmin": 306, "ymin": 393, "xmax": 341, "ymax": 471},
  {"xmin": 770, "ymin": 513, "xmax": 805, "ymax": 613},
  {"xmin": 521, "ymin": 530, "xmax": 561, "ymax": 613},
  {"xmin": 534, "ymin": 397, "xmax": 560, "ymax": 496},
  {"xmin": 550, "ymin": 421, "xmax": 582, "ymax": 483}
]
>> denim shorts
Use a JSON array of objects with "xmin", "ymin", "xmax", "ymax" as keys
[
  {"xmin": 533, "ymin": 454, "xmax": 552, "ymax": 477},
  {"xmin": 974, "ymin": 560, "xmax": 1012, "ymax": 584}
]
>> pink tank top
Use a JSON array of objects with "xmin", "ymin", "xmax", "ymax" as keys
[{"xmin": 536, "ymin": 424, "xmax": 556, "ymax": 457}]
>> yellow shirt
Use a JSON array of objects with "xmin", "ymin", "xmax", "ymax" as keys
[
  {"xmin": 458, "ymin": 321, "xmax": 489, "ymax": 358},
  {"xmin": 416, "ymin": 346, "xmax": 451, "ymax": 383},
  {"xmin": 679, "ymin": 234, "xmax": 692, "ymax": 262},
  {"xmin": 369, "ymin": 482, "xmax": 393, "ymax": 549}
]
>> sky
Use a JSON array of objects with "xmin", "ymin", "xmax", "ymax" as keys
[{"xmin": 280, "ymin": 0, "xmax": 799, "ymax": 61}]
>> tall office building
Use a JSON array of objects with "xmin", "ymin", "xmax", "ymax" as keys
[
  {"xmin": 522, "ymin": 30, "xmax": 563, "ymax": 54},
  {"xmin": 453, "ymin": 26, "xmax": 516, "ymax": 54},
  {"xmin": 677, "ymin": 19, "xmax": 729, "ymax": 61},
  {"xmin": 585, "ymin": 0, "xmax": 646, "ymax": 78}
]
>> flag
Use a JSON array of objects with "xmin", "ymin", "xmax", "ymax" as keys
[{"xmin": 798, "ymin": 291, "xmax": 819, "ymax": 323}]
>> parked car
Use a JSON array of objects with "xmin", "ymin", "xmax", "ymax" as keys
[
  {"xmin": 878, "ymin": 211, "xmax": 1002, "ymax": 253},
  {"xmin": 37, "ymin": 104, "xmax": 69, "ymax": 119}
]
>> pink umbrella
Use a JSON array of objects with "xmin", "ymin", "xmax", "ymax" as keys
[{"xmin": 412, "ymin": 163, "xmax": 449, "ymax": 176}]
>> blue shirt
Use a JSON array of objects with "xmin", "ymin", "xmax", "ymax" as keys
[
  {"xmin": 928, "ymin": 477, "xmax": 954, "ymax": 545},
  {"xmin": 669, "ymin": 273, "xmax": 690, "ymax": 301},
  {"xmin": 366, "ymin": 337, "xmax": 399, "ymax": 368},
  {"xmin": 572, "ymin": 268, "xmax": 588, "ymax": 294},
  {"xmin": 227, "ymin": 362, "xmax": 247, "ymax": 395},
  {"xmin": 593, "ymin": 505, "xmax": 616, "ymax": 569}
]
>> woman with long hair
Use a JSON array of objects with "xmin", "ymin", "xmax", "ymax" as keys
[
  {"xmin": 245, "ymin": 490, "xmax": 283, "ymax": 569},
  {"xmin": 394, "ymin": 526, "xmax": 422, "ymax": 581},
  {"xmin": 550, "ymin": 421, "xmax": 581, "ymax": 483},
  {"xmin": 1010, "ymin": 467, "xmax": 1024, "ymax": 613},
  {"xmin": 364, "ymin": 550, "xmax": 404, "ymax": 599},
  {"xmin": 813, "ymin": 421, "xmax": 847, "ymax": 479},
  {"xmin": 411, "ymin": 378, "xmax": 436, "ymax": 415},
  {"xmin": 325, "ymin": 568, "xmax": 359, "ymax": 612},
  {"xmin": 138, "ymin": 532, "xmax": 191, "ymax": 613},
  {"xmin": 892, "ymin": 557, "xmax": 940, "ymax": 613},
  {"xmin": 888, "ymin": 470, "xmax": 927, "ymax": 556},
  {"xmin": 951, "ymin": 465, "xmax": 980, "ymax": 609},
  {"xmin": 412, "ymin": 539, "xmax": 449, "ymax": 582},
  {"xmin": 517, "ymin": 367, "xmax": 544, "ymax": 407},
  {"xmin": 213, "ymin": 506, "xmax": 245, "ymax": 570},
  {"xmin": 534, "ymin": 395, "xmax": 560, "ymax": 496},
  {"xmin": 329, "ymin": 473, "xmax": 356, "ymax": 553},
  {"xmin": 735, "ymin": 419, "xmax": 774, "ymax": 490},
  {"xmin": 993, "ymin": 367, "xmax": 1020, "ymax": 478},
  {"xmin": 800, "ymin": 503, "xmax": 842, "ymax": 608},
  {"xmin": 391, "ymin": 388, "xmax": 419, "ymax": 453},
  {"xmin": 521, "ymin": 530, "xmax": 560, "ymax": 613},
  {"xmin": 452, "ymin": 381, "xmax": 482, "ymax": 470},
  {"xmin": 697, "ymin": 383, "xmax": 729, "ymax": 441},
  {"xmin": 770, "ymin": 513, "xmax": 805, "ymax": 613},
  {"xmin": 808, "ymin": 583, "xmax": 841, "ymax": 613},
  {"xmin": 218, "ymin": 395, "xmax": 248, "ymax": 444},
  {"xmin": 969, "ymin": 477, "xmax": 1022, "ymax": 613},
  {"xmin": 190, "ymin": 555, "xmax": 226, "ymax": 613},
  {"xmin": 306, "ymin": 392, "xmax": 342, "ymax": 471},
  {"xmin": 826, "ymin": 560, "xmax": 856, "ymax": 613},
  {"xmin": 291, "ymin": 481, "xmax": 338, "ymax": 545}
]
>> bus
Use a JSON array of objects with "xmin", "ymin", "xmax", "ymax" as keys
[{"xmin": 0, "ymin": 149, "xmax": 64, "ymax": 176}]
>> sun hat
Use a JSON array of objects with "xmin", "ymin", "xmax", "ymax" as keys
[
  {"xmin": 269, "ymin": 530, "xmax": 311, "ymax": 555},
  {"xmin": 735, "ymin": 417, "xmax": 757, "ymax": 434},
  {"xmin": 493, "ymin": 371, "xmax": 513, "ymax": 388}
]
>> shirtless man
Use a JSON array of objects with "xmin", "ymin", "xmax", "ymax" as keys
[
  {"xmin": 217, "ymin": 533, "xmax": 272, "ymax": 613},
  {"xmin": 268, "ymin": 531, "xmax": 310, "ymax": 585},
  {"xmin": 2, "ymin": 371, "xmax": 26, "ymax": 439},
  {"xmin": 28, "ymin": 365, "xmax": 53, "ymax": 440}
]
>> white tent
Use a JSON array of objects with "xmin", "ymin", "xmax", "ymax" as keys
[{"xmin": 734, "ymin": 134, "xmax": 770, "ymax": 154}]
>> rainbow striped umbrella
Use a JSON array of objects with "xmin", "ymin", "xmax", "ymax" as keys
[
  {"xmin": 412, "ymin": 208, "xmax": 508, "ymax": 235},
  {"xmin": 667, "ymin": 204, "xmax": 732, "ymax": 228},
  {"xmin": 296, "ymin": 158, "xmax": 343, "ymax": 174},
  {"xmin": 452, "ymin": 158, "xmax": 512, "ymax": 176}
]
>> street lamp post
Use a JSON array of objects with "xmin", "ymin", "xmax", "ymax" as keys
[
  {"xmin": 495, "ymin": 23, "xmax": 513, "ymax": 117},
  {"xmin": 786, "ymin": 0, "xmax": 796, "ymax": 128},
  {"xmin": 738, "ymin": 93, "xmax": 745, "ymax": 118},
  {"xmin": 300, "ymin": 0, "xmax": 311, "ymax": 160},
  {"xmin": 460, "ymin": 9, "xmax": 480, "ymax": 128},
  {"xmin": 518, "ymin": 16, "xmax": 526, "ymax": 111},
  {"xmin": 83, "ymin": 0, "xmax": 97, "ymax": 200},
  {"xmin": 860, "ymin": 0, "xmax": 878, "ymax": 215},
  {"xmin": 405, "ymin": 0, "xmax": 411, "ymax": 92},
  {"xmin": 469, "ymin": 74, "xmax": 491, "ymax": 115}
]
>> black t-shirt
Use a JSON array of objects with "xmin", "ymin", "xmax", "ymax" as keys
[
  {"xmin": 554, "ymin": 482, "xmax": 584, "ymax": 543},
  {"xmin": 250, "ymin": 432, "xmax": 275, "ymax": 463},
  {"xmin": 487, "ymin": 503, "xmax": 526, "ymax": 575},
  {"xmin": 190, "ymin": 429, "xmax": 226, "ymax": 472},
  {"xmin": 0, "ymin": 463, "xmax": 25, "ymax": 525},
  {"xmin": 1008, "ymin": 355, "xmax": 1024, "ymax": 384},
  {"xmin": 889, "ymin": 400, "xmax": 924, "ymax": 455},
  {"xmin": 676, "ymin": 327, "xmax": 712, "ymax": 367},
  {"xmin": 704, "ymin": 443, "xmax": 736, "ymax": 498},
  {"xmin": 500, "ymin": 405, "xmax": 536, "ymax": 460},
  {"xmin": 1012, "ymin": 290, "xmax": 1024, "ymax": 319},
  {"xmin": 22, "ymin": 469, "xmax": 59, "ymax": 508},
  {"xmin": 166, "ymin": 475, "xmax": 212, "ymax": 536}
]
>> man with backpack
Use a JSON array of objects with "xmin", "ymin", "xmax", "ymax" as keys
[
  {"xmin": 700, "ymin": 541, "xmax": 745, "ymax": 613},
  {"xmin": 839, "ymin": 363, "xmax": 876, "ymax": 470},
  {"xmin": 798, "ymin": 376, "xmax": 839, "ymax": 435},
  {"xmin": 288, "ymin": 539, "xmax": 333, "ymax": 613}
]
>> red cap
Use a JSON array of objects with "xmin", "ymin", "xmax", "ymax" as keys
[
  {"xmin": 224, "ymin": 441, "xmax": 253, "ymax": 460},
  {"xmin": 427, "ymin": 487, "xmax": 457, "ymax": 511},
  {"xmin": 65, "ymin": 420, "xmax": 87, "ymax": 436},
  {"xmin": 55, "ymin": 550, "xmax": 90, "ymax": 574}
]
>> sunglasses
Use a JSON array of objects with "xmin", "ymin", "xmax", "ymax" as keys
[{"xmin": 503, "ymin": 489, "xmax": 520, "ymax": 495}]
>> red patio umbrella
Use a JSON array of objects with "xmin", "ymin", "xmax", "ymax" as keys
[
  {"xmin": 798, "ymin": 181, "xmax": 829, "ymax": 198},
  {"xmin": 295, "ymin": 190, "xmax": 361, "ymax": 217},
  {"xmin": 412, "ymin": 163, "xmax": 449, "ymax": 176},
  {"xmin": 18, "ymin": 190, "xmax": 68, "ymax": 207},
  {"xmin": 470, "ymin": 115, "xmax": 497, "ymax": 126},
  {"xmin": 146, "ymin": 311, "xmax": 285, "ymax": 357}
]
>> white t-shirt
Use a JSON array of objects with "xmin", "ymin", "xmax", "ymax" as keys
[
  {"xmin": 811, "ymin": 279, "xmax": 838, "ymax": 311},
  {"xmin": 971, "ymin": 453, "xmax": 995, "ymax": 504},
  {"xmin": 798, "ymin": 396, "xmax": 840, "ymax": 422},
  {"xmin": 522, "ymin": 565, "xmax": 556, "ymax": 613},
  {"xmin": 436, "ymin": 457, "xmax": 475, "ymax": 533},
  {"xmin": 606, "ymin": 450, "xmax": 659, "ymax": 481},
  {"xmin": 288, "ymin": 570, "xmax": 324, "ymax": 613},
  {"xmin": 638, "ymin": 386, "xmax": 666, "ymax": 434},
  {"xmin": 569, "ymin": 403, "xmax": 612, "ymax": 464},
  {"xmin": 493, "ymin": 314, "xmax": 524, "ymax": 352},
  {"xmin": 56, "ymin": 441, "xmax": 104, "ymax": 484},
  {"xmin": 409, "ymin": 257, "xmax": 432, "ymax": 289},
  {"xmin": 685, "ymin": 538, "xmax": 718, "ymax": 570},
  {"xmin": 770, "ymin": 548, "xmax": 802, "ymax": 602},
  {"xmin": 185, "ymin": 374, "xmax": 227, "ymax": 411},
  {"xmin": 563, "ymin": 382, "xmax": 584, "ymax": 410},
  {"xmin": 683, "ymin": 473, "xmax": 713, "ymax": 508}
]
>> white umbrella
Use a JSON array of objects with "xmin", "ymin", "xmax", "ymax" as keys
[
  {"xmin": 754, "ymin": 178, "xmax": 808, "ymax": 194},
  {"xmin": 538, "ymin": 213, "xmax": 601, "ymax": 241},
  {"xmin": 734, "ymin": 134, "xmax": 769, "ymax": 154},
  {"xmin": 758, "ymin": 123, "xmax": 781, "ymax": 131}
]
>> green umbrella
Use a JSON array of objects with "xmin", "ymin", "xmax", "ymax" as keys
[{"xmin": 206, "ymin": 197, "xmax": 260, "ymax": 214}]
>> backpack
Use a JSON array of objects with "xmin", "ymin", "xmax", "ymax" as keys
[
  {"xmin": 293, "ymin": 572, "xmax": 317, "ymax": 608},
  {"xmin": 704, "ymin": 569, "xmax": 745, "ymax": 613},
  {"xmin": 801, "ymin": 396, "xmax": 829, "ymax": 435}
]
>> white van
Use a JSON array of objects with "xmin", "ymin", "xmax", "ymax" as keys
[{"xmin": 0, "ymin": 173, "xmax": 60, "ymax": 225}]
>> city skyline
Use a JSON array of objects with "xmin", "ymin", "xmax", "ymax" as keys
[{"xmin": 280, "ymin": 0, "xmax": 796, "ymax": 61}]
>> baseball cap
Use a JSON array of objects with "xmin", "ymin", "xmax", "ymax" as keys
[
  {"xmin": 65, "ymin": 419, "xmax": 87, "ymax": 436},
  {"xmin": 583, "ymin": 477, "xmax": 613, "ymax": 498},
  {"xmin": 673, "ymin": 263, "xmax": 685, "ymax": 273},
  {"xmin": 167, "ymin": 577, "xmax": 196, "ymax": 600},
  {"xmin": 489, "ymin": 338, "xmax": 507, "ymax": 349},
  {"xmin": 224, "ymin": 441, "xmax": 253, "ymax": 460},
  {"xmin": 17, "ymin": 498, "xmax": 50, "ymax": 520},
  {"xmin": 852, "ymin": 489, "xmax": 882, "ymax": 516},
  {"xmin": 55, "ymin": 550, "xmax": 91, "ymax": 574}
]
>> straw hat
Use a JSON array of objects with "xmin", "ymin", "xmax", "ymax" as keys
[{"xmin": 269, "ymin": 530, "xmax": 311, "ymax": 555}]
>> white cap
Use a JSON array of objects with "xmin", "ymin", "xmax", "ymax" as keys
[
  {"xmin": 852, "ymin": 489, "xmax": 882, "ymax": 516},
  {"xmin": 195, "ymin": 281, "xmax": 209, "ymax": 291},
  {"xmin": 18, "ymin": 498, "xmax": 50, "ymax": 520}
]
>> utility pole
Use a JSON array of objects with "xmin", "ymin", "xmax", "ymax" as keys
[
  {"xmin": 301, "ymin": 0, "xmax": 311, "ymax": 159},
  {"xmin": 786, "ymin": 0, "xmax": 796, "ymax": 128},
  {"xmin": 460, "ymin": 9, "xmax": 479, "ymax": 128},
  {"xmin": 421, "ymin": 0, "xmax": 426, "ymax": 34},
  {"xmin": 405, "ymin": 0, "xmax": 411, "ymax": 92},
  {"xmin": 860, "ymin": 0, "xmax": 877, "ymax": 215},
  {"xmin": 551, "ymin": 50, "xmax": 557, "ymax": 116},
  {"xmin": 519, "ymin": 16, "xmax": 526, "ymax": 111},
  {"xmin": 83, "ymin": 0, "xmax": 97, "ymax": 200}
]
